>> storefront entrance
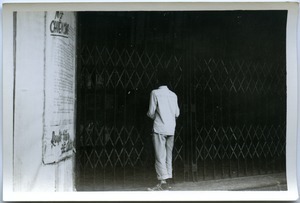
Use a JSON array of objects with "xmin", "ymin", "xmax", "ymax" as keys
[{"xmin": 75, "ymin": 11, "xmax": 287, "ymax": 191}]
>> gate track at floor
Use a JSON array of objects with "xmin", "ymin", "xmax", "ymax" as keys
[{"xmin": 76, "ymin": 170, "xmax": 287, "ymax": 191}]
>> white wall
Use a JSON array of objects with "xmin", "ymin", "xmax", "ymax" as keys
[{"xmin": 13, "ymin": 11, "xmax": 76, "ymax": 192}]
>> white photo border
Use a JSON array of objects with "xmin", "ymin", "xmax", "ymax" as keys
[{"xmin": 2, "ymin": 0, "xmax": 299, "ymax": 201}]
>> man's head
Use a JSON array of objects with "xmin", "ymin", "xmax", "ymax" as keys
[{"xmin": 156, "ymin": 68, "xmax": 170, "ymax": 86}]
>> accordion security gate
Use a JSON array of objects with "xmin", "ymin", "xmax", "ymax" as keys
[{"xmin": 75, "ymin": 11, "xmax": 287, "ymax": 190}]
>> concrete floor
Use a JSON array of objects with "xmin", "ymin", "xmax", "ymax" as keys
[{"xmin": 76, "ymin": 172, "xmax": 287, "ymax": 191}]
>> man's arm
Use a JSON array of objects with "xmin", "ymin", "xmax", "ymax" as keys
[
  {"xmin": 147, "ymin": 91, "xmax": 157, "ymax": 119},
  {"xmin": 175, "ymin": 96, "xmax": 180, "ymax": 118}
]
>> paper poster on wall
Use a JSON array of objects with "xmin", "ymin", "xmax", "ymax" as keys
[{"xmin": 43, "ymin": 11, "xmax": 76, "ymax": 164}]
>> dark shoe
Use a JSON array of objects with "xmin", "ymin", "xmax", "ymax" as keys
[
  {"xmin": 147, "ymin": 183, "xmax": 169, "ymax": 191},
  {"xmin": 166, "ymin": 179, "xmax": 174, "ymax": 190}
]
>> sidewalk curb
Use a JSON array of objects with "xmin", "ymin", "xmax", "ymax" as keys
[{"xmin": 170, "ymin": 173, "xmax": 287, "ymax": 191}]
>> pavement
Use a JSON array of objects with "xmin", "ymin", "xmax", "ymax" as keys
[
  {"xmin": 77, "ymin": 172, "xmax": 287, "ymax": 191},
  {"xmin": 169, "ymin": 173, "xmax": 287, "ymax": 191}
]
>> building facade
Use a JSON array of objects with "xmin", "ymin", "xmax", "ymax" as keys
[{"xmin": 8, "ymin": 9, "xmax": 288, "ymax": 192}]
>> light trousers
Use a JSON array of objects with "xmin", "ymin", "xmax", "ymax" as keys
[{"xmin": 152, "ymin": 133, "xmax": 174, "ymax": 180}]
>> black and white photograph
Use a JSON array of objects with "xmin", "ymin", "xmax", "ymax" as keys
[{"xmin": 2, "ymin": 1, "xmax": 299, "ymax": 201}]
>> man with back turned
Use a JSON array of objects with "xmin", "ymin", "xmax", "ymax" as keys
[{"xmin": 147, "ymin": 69, "xmax": 180, "ymax": 191}]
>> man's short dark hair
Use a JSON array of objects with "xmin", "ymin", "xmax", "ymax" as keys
[{"xmin": 157, "ymin": 69, "xmax": 170, "ymax": 86}]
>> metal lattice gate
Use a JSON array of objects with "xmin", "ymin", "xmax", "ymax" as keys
[{"xmin": 75, "ymin": 11, "xmax": 287, "ymax": 191}]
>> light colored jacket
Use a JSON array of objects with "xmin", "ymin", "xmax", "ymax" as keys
[{"xmin": 147, "ymin": 86, "xmax": 180, "ymax": 135}]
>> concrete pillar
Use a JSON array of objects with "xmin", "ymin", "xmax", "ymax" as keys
[{"xmin": 13, "ymin": 11, "xmax": 76, "ymax": 192}]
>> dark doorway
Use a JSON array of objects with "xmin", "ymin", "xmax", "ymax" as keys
[{"xmin": 75, "ymin": 11, "xmax": 287, "ymax": 191}]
